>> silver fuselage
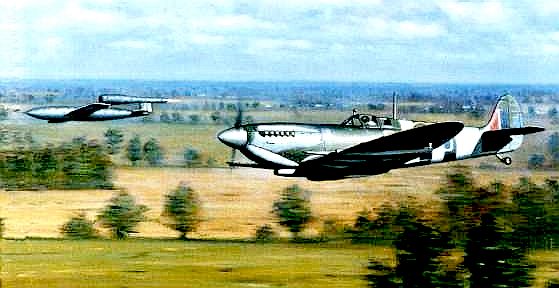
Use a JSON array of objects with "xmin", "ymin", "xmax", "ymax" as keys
[
  {"xmin": 25, "ymin": 106, "xmax": 141, "ymax": 122},
  {"xmin": 218, "ymin": 120, "xmax": 522, "ymax": 176}
]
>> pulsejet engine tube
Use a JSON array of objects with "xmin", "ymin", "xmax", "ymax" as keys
[{"xmin": 98, "ymin": 94, "xmax": 169, "ymax": 104}]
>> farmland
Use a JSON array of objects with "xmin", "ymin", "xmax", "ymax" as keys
[{"xmin": 0, "ymin": 81, "xmax": 557, "ymax": 287}]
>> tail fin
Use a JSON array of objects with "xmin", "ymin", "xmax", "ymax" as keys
[
  {"xmin": 479, "ymin": 94, "xmax": 544, "ymax": 154},
  {"xmin": 140, "ymin": 103, "xmax": 153, "ymax": 113},
  {"xmin": 483, "ymin": 94, "xmax": 523, "ymax": 132}
]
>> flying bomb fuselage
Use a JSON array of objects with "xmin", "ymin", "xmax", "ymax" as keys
[
  {"xmin": 25, "ymin": 106, "xmax": 142, "ymax": 122},
  {"xmin": 25, "ymin": 95, "xmax": 168, "ymax": 122}
]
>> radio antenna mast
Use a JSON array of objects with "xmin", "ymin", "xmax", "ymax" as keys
[{"xmin": 392, "ymin": 92, "xmax": 398, "ymax": 119}]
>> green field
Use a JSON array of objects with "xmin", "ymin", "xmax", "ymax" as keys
[
  {"xmin": 1, "ymin": 239, "xmax": 387, "ymax": 288},
  {"xmin": 2, "ymin": 239, "xmax": 559, "ymax": 288}
]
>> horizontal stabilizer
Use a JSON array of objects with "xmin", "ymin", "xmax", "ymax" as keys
[
  {"xmin": 495, "ymin": 126, "xmax": 545, "ymax": 135},
  {"xmin": 477, "ymin": 126, "xmax": 544, "ymax": 154}
]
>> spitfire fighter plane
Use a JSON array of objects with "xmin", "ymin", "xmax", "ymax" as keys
[
  {"xmin": 25, "ymin": 94, "xmax": 168, "ymax": 123},
  {"xmin": 218, "ymin": 94, "xmax": 544, "ymax": 181}
]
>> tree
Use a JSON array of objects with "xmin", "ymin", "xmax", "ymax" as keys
[
  {"xmin": 437, "ymin": 167, "xmax": 507, "ymax": 247},
  {"xmin": 126, "ymin": 135, "xmax": 142, "ymax": 165},
  {"xmin": 548, "ymin": 132, "xmax": 559, "ymax": 167},
  {"xmin": 0, "ymin": 218, "xmax": 4, "ymax": 238},
  {"xmin": 528, "ymin": 154, "xmax": 546, "ymax": 169},
  {"xmin": 104, "ymin": 128, "xmax": 124, "ymax": 155},
  {"xmin": 272, "ymin": 184, "xmax": 312, "ymax": 239},
  {"xmin": 351, "ymin": 203, "xmax": 403, "ymax": 244},
  {"xmin": 464, "ymin": 212, "xmax": 534, "ymax": 288},
  {"xmin": 183, "ymin": 147, "xmax": 201, "ymax": 167},
  {"xmin": 143, "ymin": 138, "xmax": 164, "ymax": 166},
  {"xmin": 255, "ymin": 224, "xmax": 275, "ymax": 242},
  {"xmin": 210, "ymin": 111, "xmax": 222, "ymax": 123},
  {"xmin": 527, "ymin": 106, "xmax": 536, "ymax": 118},
  {"xmin": 61, "ymin": 212, "xmax": 97, "ymax": 239},
  {"xmin": 97, "ymin": 191, "xmax": 148, "ymax": 239},
  {"xmin": 511, "ymin": 178, "xmax": 559, "ymax": 250},
  {"xmin": 189, "ymin": 114, "xmax": 201, "ymax": 124},
  {"xmin": 160, "ymin": 112, "xmax": 171, "ymax": 123},
  {"xmin": 548, "ymin": 107, "xmax": 558, "ymax": 120},
  {"xmin": 367, "ymin": 207, "xmax": 461, "ymax": 288},
  {"xmin": 162, "ymin": 183, "xmax": 201, "ymax": 239},
  {"xmin": 171, "ymin": 111, "xmax": 184, "ymax": 123}
]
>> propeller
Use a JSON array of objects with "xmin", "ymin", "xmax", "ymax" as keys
[
  {"xmin": 234, "ymin": 101, "xmax": 243, "ymax": 128},
  {"xmin": 229, "ymin": 101, "xmax": 244, "ymax": 165}
]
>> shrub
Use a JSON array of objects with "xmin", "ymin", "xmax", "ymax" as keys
[
  {"xmin": 184, "ymin": 147, "xmax": 201, "ymax": 167},
  {"xmin": 528, "ymin": 154, "xmax": 545, "ymax": 169},
  {"xmin": 143, "ymin": 138, "xmax": 164, "ymax": 166},
  {"xmin": 104, "ymin": 128, "xmax": 124, "ymax": 155},
  {"xmin": 61, "ymin": 213, "xmax": 97, "ymax": 239},
  {"xmin": 254, "ymin": 224, "xmax": 275, "ymax": 242},
  {"xmin": 162, "ymin": 183, "xmax": 201, "ymax": 240},
  {"xmin": 126, "ymin": 135, "xmax": 143, "ymax": 165},
  {"xmin": 272, "ymin": 184, "xmax": 312, "ymax": 239},
  {"xmin": 0, "ymin": 218, "xmax": 4, "ymax": 238},
  {"xmin": 320, "ymin": 218, "xmax": 347, "ymax": 241},
  {"xmin": 98, "ymin": 191, "xmax": 148, "ymax": 239}
]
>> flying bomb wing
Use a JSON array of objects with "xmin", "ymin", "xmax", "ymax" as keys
[
  {"xmin": 64, "ymin": 103, "xmax": 110, "ymax": 120},
  {"xmin": 300, "ymin": 121, "xmax": 464, "ymax": 170}
]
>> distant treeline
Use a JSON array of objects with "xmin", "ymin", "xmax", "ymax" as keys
[
  {"xmin": 0, "ymin": 138, "xmax": 112, "ymax": 190},
  {"xmin": 3, "ymin": 80, "xmax": 559, "ymax": 109}
]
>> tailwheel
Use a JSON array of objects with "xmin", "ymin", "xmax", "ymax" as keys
[{"xmin": 496, "ymin": 154, "xmax": 512, "ymax": 166}]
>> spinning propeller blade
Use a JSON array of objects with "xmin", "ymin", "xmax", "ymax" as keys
[{"xmin": 230, "ymin": 101, "xmax": 244, "ymax": 165}]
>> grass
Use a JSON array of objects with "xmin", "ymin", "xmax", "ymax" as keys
[
  {"xmin": 2, "ymin": 239, "xmax": 558, "ymax": 288},
  {"xmin": 1, "ymin": 239, "xmax": 389, "ymax": 288}
]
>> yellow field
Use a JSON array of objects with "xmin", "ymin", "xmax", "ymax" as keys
[{"xmin": 1, "ymin": 165, "xmax": 556, "ymax": 240}]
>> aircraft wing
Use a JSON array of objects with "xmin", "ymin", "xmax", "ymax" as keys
[
  {"xmin": 300, "ymin": 121, "xmax": 464, "ymax": 170},
  {"xmin": 64, "ymin": 103, "xmax": 110, "ymax": 119}
]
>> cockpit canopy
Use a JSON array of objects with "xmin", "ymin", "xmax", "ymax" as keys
[{"xmin": 340, "ymin": 113, "xmax": 397, "ymax": 129}]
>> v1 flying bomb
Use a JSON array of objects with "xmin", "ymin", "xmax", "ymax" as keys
[
  {"xmin": 218, "ymin": 94, "xmax": 544, "ymax": 181},
  {"xmin": 25, "ymin": 94, "xmax": 168, "ymax": 123}
]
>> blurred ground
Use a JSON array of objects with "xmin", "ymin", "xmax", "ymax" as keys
[{"xmin": 1, "ymin": 165, "xmax": 556, "ymax": 239}]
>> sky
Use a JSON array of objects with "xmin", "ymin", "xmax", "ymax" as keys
[{"xmin": 2, "ymin": 0, "xmax": 559, "ymax": 83}]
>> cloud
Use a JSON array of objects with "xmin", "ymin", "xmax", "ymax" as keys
[
  {"xmin": 248, "ymin": 38, "xmax": 313, "ymax": 52},
  {"xmin": 1, "ymin": 0, "xmax": 559, "ymax": 82},
  {"xmin": 437, "ymin": 0, "xmax": 508, "ymax": 26},
  {"xmin": 35, "ymin": 2, "xmax": 128, "ymax": 34},
  {"xmin": 188, "ymin": 34, "xmax": 227, "ymax": 46},
  {"xmin": 363, "ymin": 17, "xmax": 446, "ymax": 39},
  {"xmin": 107, "ymin": 39, "xmax": 157, "ymax": 50}
]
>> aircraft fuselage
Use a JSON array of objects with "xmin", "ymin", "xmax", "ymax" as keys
[
  {"xmin": 218, "ymin": 93, "xmax": 540, "ymax": 181},
  {"xmin": 25, "ymin": 106, "xmax": 146, "ymax": 122}
]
